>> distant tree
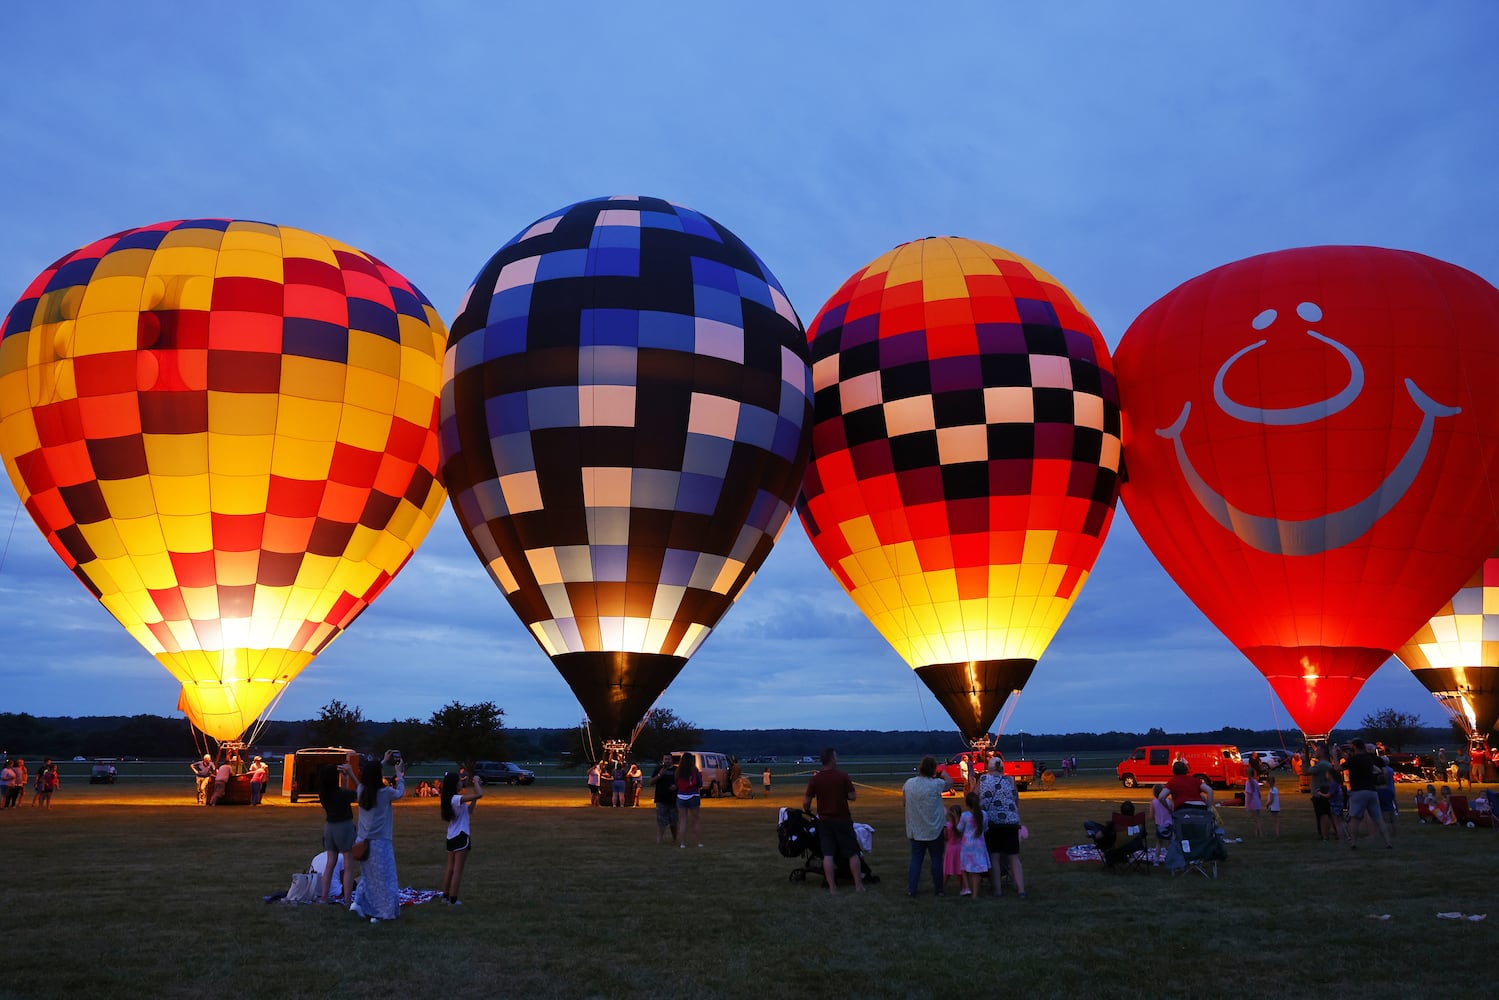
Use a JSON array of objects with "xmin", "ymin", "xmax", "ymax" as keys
[
  {"xmin": 308, "ymin": 699, "xmax": 365, "ymax": 750},
  {"xmin": 1359, "ymin": 708, "xmax": 1424, "ymax": 751},
  {"xmin": 377, "ymin": 717, "xmax": 435, "ymax": 762},
  {"xmin": 427, "ymin": 701, "xmax": 506, "ymax": 766}
]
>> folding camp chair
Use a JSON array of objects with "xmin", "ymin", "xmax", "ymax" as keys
[{"xmin": 1108, "ymin": 812, "xmax": 1152, "ymax": 873}]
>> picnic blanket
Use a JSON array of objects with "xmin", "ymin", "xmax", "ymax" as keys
[{"xmin": 1052, "ymin": 844, "xmax": 1168, "ymax": 865}]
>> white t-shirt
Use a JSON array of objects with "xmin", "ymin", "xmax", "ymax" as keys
[{"xmin": 446, "ymin": 795, "xmax": 472, "ymax": 840}]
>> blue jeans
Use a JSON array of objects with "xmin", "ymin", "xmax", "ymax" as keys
[{"xmin": 907, "ymin": 836, "xmax": 944, "ymax": 895}]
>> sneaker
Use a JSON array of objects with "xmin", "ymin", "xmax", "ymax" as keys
[
  {"xmin": 349, "ymin": 903, "xmax": 364, "ymax": 918},
  {"xmin": 449, "ymin": 899, "xmax": 462, "ymax": 906}
]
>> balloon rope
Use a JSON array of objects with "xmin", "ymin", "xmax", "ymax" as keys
[
  {"xmin": 1264, "ymin": 678, "xmax": 1289, "ymax": 751},
  {"xmin": 0, "ymin": 498, "xmax": 20, "ymax": 576},
  {"xmin": 910, "ymin": 670, "xmax": 931, "ymax": 731}
]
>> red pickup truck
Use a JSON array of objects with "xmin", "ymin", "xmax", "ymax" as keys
[{"xmin": 937, "ymin": 751, "xmax": 1037, "ymax": 791}]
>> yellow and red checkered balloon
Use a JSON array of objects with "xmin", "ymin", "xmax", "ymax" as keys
[
  {"xmin": 0, "ymin": 220, "xmax": 448, "ymax": 740},
  {"xmin": 797, "ymin": 238, "xmax": 1121, "ymax": 741},
  {"xmin": 1397, "ymin": 550, "xmax": 1499, "ymax": 735}
]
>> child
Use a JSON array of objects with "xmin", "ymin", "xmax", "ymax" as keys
[
  {"xmin": 957, "ymin": 791, "xmax": 989, "ymax": 898},
  {"xmin": 440, "ymin": 771, "xmax": 484, "ymax": 904},
  {"xmin": 1150, "ymin": 783, "xmax": 1173, "ymax": 846},
  {"xmin": 943, "ymin": 803, "xmax": 964, "ymax": 893},
  {"xmin": 1265, "ymin": 774, "xmax": 1280, "ymax": 837},
  {"xmin": 1243, "ymin": 770, "xmax": 1263, "ymax": 837}
]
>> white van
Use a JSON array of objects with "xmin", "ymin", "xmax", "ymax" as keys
[{"xmin": 671, "ymin": 750, "xmax": 732, "ymax": 797}]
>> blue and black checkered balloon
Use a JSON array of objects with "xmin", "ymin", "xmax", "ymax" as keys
[{"xmin": 441, "ymin": 196, "xmax": 812, "ymax": 739}]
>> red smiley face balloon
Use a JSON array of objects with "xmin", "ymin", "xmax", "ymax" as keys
[{"xmin": 1116, "ymin": 246, "xmax": 1499, "ymax": 735}]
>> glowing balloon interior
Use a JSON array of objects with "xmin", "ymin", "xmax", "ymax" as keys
[
  {"xmin": 797, "ymin": 237, "xmax": 1121, "ymax": 741},
  {"xmin": 1397, "ymin": 550, "xmax": 1499, "ymax": 736},
  {"xmin": 0, "ymin": 220, "xmax": 449, "ymax": 741},
  {"xmin": 441, "ymin": 196, "xmax": 812, "ymax": 741},
  {"xmin": 1116, "ymin": 246, "xmax": 1499, "ymax": 736}
]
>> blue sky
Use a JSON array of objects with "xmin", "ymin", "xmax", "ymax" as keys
[{"xmin": 1, "ymin": 3, "xmax": 1495, "ymax": 737}]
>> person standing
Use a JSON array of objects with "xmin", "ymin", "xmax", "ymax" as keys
[
  {"xmin": 675, "ymin": 754, "xmax": 704, "ymax": 847},
  {"xmin": 317, "ymin": 763, "xmax": 358, "ymax": 905},
  {"xmin": 902, "ymin": 755, "xmax": 952, "ymax": 897},
  {"xmin": 1243, "ymin": 767, "xmax": 1263, "ymax": 837},
  {"xmin": 649, "ymin": 754, "xmax": 678, "ymax": 845},
  {"xmin": 977, "ymin": 755, "xmax": 1026, "ymax": 898},
  {"xmin": 440, "ymin": 771, "xmax": 483, "ymax": 905},
  {"xmin": 350, "ymin": 751, "xmax": 406, "ymax": 922},
  {"xmin": 587, "ymin": 761, "xmax": 601, "ymax": 806},
  {"xmin": 628, "ymin": 761, "xmax": 643, "ymax": 806},
  {"xmin": 957, "ymin": 791, "xmax": 989, "ymax": 898},
  {"xmin": 762, "ymin": 765, "xmax": 772, "ymax": 798},
  {"xmin": 1341, "ymin": 738, "xmax": 1392, "ymax": 849},
  {"xmin": 0, "ymin": 759, "xmax": 15, "ymax": 809},
  {"xmin": 9, "ymin": 760, "xmax": 27, "ymax": 809},
  {"xmin": 247, "ymin": 756, "xmax": 269, "ymax": 806},
  {"xmin": 209, "ymin": 759, "xmax": 232, "ymax": 805},
  {"xmin": 32, "ymin": 759, "xmax": 57, "ymax": 808},
  {"xmin": 191, "ymin": 755, "xmax": 215, "ymax": 805},
  {"xmin": 1265, "ymin": 775, "xmax": 1281, "ymax": 837},
  {"xmin": 802, "ymin": 748, "xmax": 862, "ymax": 894}
]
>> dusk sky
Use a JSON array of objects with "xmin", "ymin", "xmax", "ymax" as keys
[{"xmin": 2, "ymin": 3, "xmax": 1495, "ymax": 739}]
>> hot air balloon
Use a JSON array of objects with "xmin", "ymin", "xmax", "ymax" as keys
[
  {"xmin": 1396, "ymin": 549, "xmax": 1499, "ymax": 737},
  {"xmin": 1115, "ymin": 246, "xmax": 1499, "ymax": 741},
  {"xmin": 440, "ymin": 196, "xmax": 811, "ymax": 747},
  {"xmin": 796, "ymin": 237, "xmax": 1122, "ymax": 743},
  {"xmin": 0, "ymin": 220, "xmax": 449, "ymax": 745}
]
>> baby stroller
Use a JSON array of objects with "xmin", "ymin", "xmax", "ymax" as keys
[
  {"xmin": 1166, "ymin": 805, "xmax": 1228, "ymax": 878},
  {"xmin": 776, "ymin": 808, "xmax": 878, "ymax": 886}
]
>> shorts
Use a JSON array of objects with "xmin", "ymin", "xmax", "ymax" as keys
[
  {"xmin": 446, "ymin": 831, "xmax": 471, "ymax": 853},
  {"xmin": 677, "ymin": 794, "xmax": 700, "ymax": 810},
  {"xmin": 817, "ymin": 818, "xmax": 860, "ymax": 860},
  {"xmin": 1348, "ymin": 789, "xmax": 1381, "ymax": 820},
  {"xmin": 324, "ymin": 819, "xmax": 356, "ymax": 853},
  {"xmin": 655, "ymin": 802, "xmax": 678, "ymax": 828},
  {"xmin": 612, "ymin": 780, "xmax": 626, "ymax": 796},
  {"xmin": 983, "ymin": 823, "xmax": 1021, "ymax": 856}
]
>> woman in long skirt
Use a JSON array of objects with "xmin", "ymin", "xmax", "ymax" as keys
[{"xmin": 350, "ymin": 751, "xmax": 406, "ymax": 922}]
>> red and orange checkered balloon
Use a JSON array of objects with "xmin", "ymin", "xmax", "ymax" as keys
[
  {"xmin": 0, "ymin": 220, "xmax": 448, "ymax": 741},
  {"xmin": 797, "ymin": 238, "xmax": 1121, "ymax": 741}
]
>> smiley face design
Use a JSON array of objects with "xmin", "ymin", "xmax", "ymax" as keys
[{"xmin": 1156, "ymin": 300, "xmax": 1460, "ymax": 556}]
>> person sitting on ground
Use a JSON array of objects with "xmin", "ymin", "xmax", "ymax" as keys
[
  {"xmin": 1432, "ymin": 785, "xmax": 1457, "ymax": 826},
  {"xmin": 1150, "ymin": 783, "xmax": 1174, "ymax": 844}
]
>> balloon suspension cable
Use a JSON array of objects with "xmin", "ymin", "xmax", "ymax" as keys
[
  {"xmin": 628, "ymin": 707, "xmax": 654, "ymax": 753},
  {"xmin": 993, "ymin": 690, "xmax": 1022, "ymax": 738},
  {"xmin": 187, "ymin": 718, "xmax": 216, "ymax": 761},
  {"xmin": 910, "ymin": 670, "xmax": 932, "ymax": 732},
  {"xmin": 1263, "ymin": 678, "xmax": 1292, "ymax": 754},
  {"xmin": 579, "ymin": 718, "xmax": 597, "ymax": 764},
  {"xmin": 1301, "ymin": 731, "xmax": 1331, "ymax": 765},
  {"xmin": 242, "ymin": 681, "xmax": 294, "ymax": 750},
  {"xmin": 0, "ymin": 497, "xmax": 21, "ymax": 577}
]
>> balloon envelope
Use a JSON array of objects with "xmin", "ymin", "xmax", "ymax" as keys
[
  {"xmin": 1397, "ymin": 549, "xmax": 1499, "ymax": 735},
  {"xmin": 440, "ymin": 196, "xmax": 811, "ymax": 741},
  {"xmin": 1115, "ymin": 246, "xmax": 1499, "ymax": 735},
  {"xmin": 797, "ymin": 237, "xmax": 1122, "ymax": 740},
  {"xmin": 0, "ymin": 220, "xmax": 449, "ymax": 740}
]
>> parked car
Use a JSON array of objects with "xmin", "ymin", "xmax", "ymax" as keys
[
  {"xmin": 89, "ymin": 762, "xmax": 118, "ymax": 784},
  {"xmin": 1246, "ymin": 750, "xmax": 1288, "ymax": 771},
  {"xmin": 472, "ymin": 761, "xmax": 535, "ymax": 785},
  {"xmin": 796, "ymin": 756, "xmax": 817, "ymax": 765}
]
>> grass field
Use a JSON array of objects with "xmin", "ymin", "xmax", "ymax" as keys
[{"xmin": 1, "ymin": 764, "xmax": 1495, "ymax": 1000}]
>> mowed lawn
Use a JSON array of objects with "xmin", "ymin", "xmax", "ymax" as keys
[{"xmin": 1, "ymin": 766, "xmax": 1495, "ymax": 1000}]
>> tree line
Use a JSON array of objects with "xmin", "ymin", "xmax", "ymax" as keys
[{"xmin": 2, "ymin": 704, "xmax": 1457, "ymax": 763}]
